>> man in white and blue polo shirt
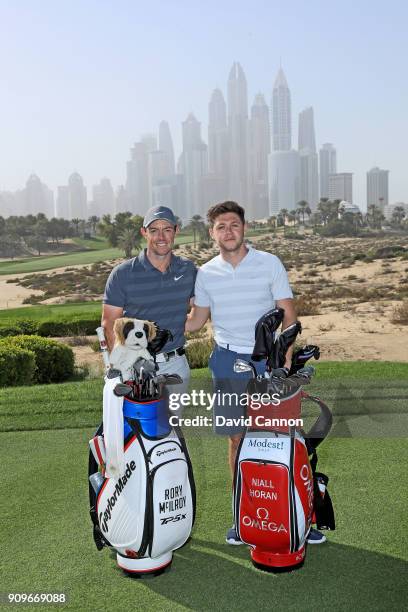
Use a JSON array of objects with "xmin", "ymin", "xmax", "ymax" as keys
[
  {"xmin": 102, "ymin": 205, "xmax": 197, "ymax": 394},
  {"xmin": 186, "ymin": 200, "xmax": 326, "ymax": 545}
]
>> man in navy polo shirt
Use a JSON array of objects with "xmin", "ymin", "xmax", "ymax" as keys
[
  {"xmin": 186, "ymin": 200, "xmax": 326, "ymax": 545},
  {"xmin": 102, "ymin": 205, "xmax": 197, "ymax": 394}
]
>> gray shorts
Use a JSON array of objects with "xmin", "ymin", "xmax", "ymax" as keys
[{"xmin": 158, "ymin": 354, "xmax": 190, "ymax": 416}]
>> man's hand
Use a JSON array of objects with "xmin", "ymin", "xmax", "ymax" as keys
[
  {"xmin": 185, "ymin": 304, "xmax": 210, "ymax": 333},
  {"xmin": 101, "ymin": 304, "xmax": 123, "ymax": 351},
  {"xmin": 276, "ymin": 297, "xmax": 297, "ymax": 370}
]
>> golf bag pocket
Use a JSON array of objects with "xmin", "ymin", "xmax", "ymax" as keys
[
  {"xmin": 237, "ymin": 460, "xmax": 291, "ymax": 552},
  {"xmin": 149, "ymin": 456, "xmax": 194, "ymax": 558},
  {"xmin": 96, "ymin": 435, "xmax": 147, "ymax": 553}
]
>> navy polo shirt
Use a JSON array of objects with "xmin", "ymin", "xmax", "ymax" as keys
[{"xmin": 103, "ymin": 249, "xmax": 197, "ymax": 351}]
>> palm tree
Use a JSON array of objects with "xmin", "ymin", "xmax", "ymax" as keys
[
  {"xmin": 118, "ymin": 228, "xmax": 142, "ymax": 259},
  {"xmin": 289, "ymin": 210, "xmax": 298, "ymax": 226},
  {"xmin": 88, "ymin": 215, "xmax": 100, "ymax": 234},
  {"xmin": 391, "ymin": 206, "xmax": 405, "ymax": 227},
  {"xmin": 296, "ymin": 200, "xmax": 309, "ymax": 225},
  {"xmin": 366, "ymin": 204, "xmax": 384, "ymax": 229},
  {"xmin": 190, "ymin": 215, "xmax": 204, "ymax": 247},
  {"xmin": 279, "ymin": 209, "xmax": 288, "ymax": 226},
  {"xmin": 268, "ymin": 216, "xmax": 277, "ymax": 229},
  {"xmin": 71, "ymin": 218, "xmax": 81, "ymax": 236}
]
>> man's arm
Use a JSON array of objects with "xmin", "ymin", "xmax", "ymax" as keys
[
  {"xmin": 276, "ymin": 297, "xmax": 297, "ymax": 369},
  {"xmin": 101, "ymin": 303, "xmax": 123, "ymax": 351},
  {"xmin": 185, "ymin": 305, "xmax": 210, "ymax": 333}
]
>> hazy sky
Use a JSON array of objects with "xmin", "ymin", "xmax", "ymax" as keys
[{"xmin": 1, "ymin": 0, "xmax": 407, "ymax": 209}]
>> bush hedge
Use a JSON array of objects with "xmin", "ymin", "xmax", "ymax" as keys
[
  {"xmin": 36, "ymin": 318, "xmax": 100, "ymax": 337},
  {"xmin": 0, "ymin": 317, "xmax": 100, "ymax": 338},
  {"xmin": 0, "ymin": 336, "xmax": 74, "ymax": 384},
  {"xmin": 0, "ymin": 345, "xmax": 36, "ymax": 387}
]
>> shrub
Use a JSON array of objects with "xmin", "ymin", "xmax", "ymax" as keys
[
  {"xmin": 37, "ymin": 318, "xmax": 100, "ymax": 337},
  {"xmin": 295, "ymin": 294, "xmax": 321, "ymax": 316},
  {"xmin": 283, "ymin": 231, "xmax": 305, "ymax": 240},
  {"xmin": 186, "ymin": 339, "xmax": 213, "ymax": 369},
  {"xmin": 0, "ymin": 319, "xmax": 39, "ymax": 337},
  {"xmin": 0, "ymin": 345, "xmax": 36, "ymax": 387},
  {"xmin": 0, "ymin": 335, "xmax": 74, "ymax": 383},
  {"xmin": 391, "ymin": 301, "xmax": 408, "ymax": 325}
]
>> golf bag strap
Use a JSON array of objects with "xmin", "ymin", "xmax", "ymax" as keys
[
  {"xmin": 302, "ymin": 392, "xmax": 333, "ymax": 451},
  {"xmin": 88, "ymin": 423, "xmax": 112, "ymax": 550}
]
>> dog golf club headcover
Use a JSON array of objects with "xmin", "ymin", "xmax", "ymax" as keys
[{"xmin": 251, "ymin": 308, "xmax": 285, "ymax": 362}]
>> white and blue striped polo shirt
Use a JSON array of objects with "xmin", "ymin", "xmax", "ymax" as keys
[{"xmin": 194, "ymin": 248, "xmax": 293, "ymax": 351}]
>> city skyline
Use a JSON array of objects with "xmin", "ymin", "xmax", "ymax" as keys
[
  {"xmin": 0, "ymin": 63, "xmax": 393, "ymax": 221},
  {"xmin": 0, "ymin": 0, "xmax": 407, "ymax": 209}
]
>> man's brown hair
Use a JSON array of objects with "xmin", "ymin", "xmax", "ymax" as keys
[{"xmin": 207, "ymin": 201, "xmax": 245, "ymax": 226}]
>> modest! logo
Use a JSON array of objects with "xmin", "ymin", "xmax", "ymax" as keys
[{"xmin": 248, "ymin": 439, "xmax": 284, "ymax": 450}]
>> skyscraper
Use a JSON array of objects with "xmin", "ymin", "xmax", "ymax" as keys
[
  {"xmin": 158, "ymin": 121, "xmax": 176, "ymax": 176},
  {"xmin": 206, "ymin": 88, "xmax": 230, "ymax": 206},
  {"xmin": 92, "ymin": 178, "xmax": 115, "ymax": 216},
  {"xmin": 179, "ymin": 113, "xmax": 208, "ymax": 219},
  {"xmin": 272, "ymin": 68, "xmax": 291, "ymax": 151},
  {"xmin": 56, "ymin": 186, "xmax": 70, "ymax": 218},
  {"xmin": 328, "ymin": 173, "xmax": 353, "ymax": 203},
  {"xmin": 68, "ymin": 172, "xmax": 87, "ymax": 219},
  {"xmin": 268, "ymin": 150, "xmax": 300, "ymax": 215},
  {"xmin": 227, "ymin": 62, "xmax": 249, "ymax": 206},
  {"xmin": 268, "ymin": 68, "xmax": 299, "ymax": 214},
  {"xmin": 319, "ymin": 143, "xmax": 337, "ymax": 199},
  {"xmin": 298, "ymin": 107, "xmax": 319, "ymax": 209},
  {"xmin": 367, "ymin": 167, "xmax": 389, "ymax": 211},
  {"xmin": 115, "ymin": 185, "xmax": 131, "ymax": 214},
  {"xmin": 249, "ymin": 93, "xmax": 270, "ymax": 218},
  {"xmin": 24, "ymin": 174, "xmax": 54, "ymax": 217},
  {"xmin": 208, "ymin": 89, "xmax": 229, "ymax": 178},
  {"xmin": 126, "ymin": 142, "xmax": 149, "ymax": 214},
  {"xmin": 298, "ymin": 107, "xmax": 316, "ymax": 152}
]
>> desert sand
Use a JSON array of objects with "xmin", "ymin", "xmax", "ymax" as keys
[{"xmin": 1, "ymin": 235, "xmax": 407, "ymax": 362}]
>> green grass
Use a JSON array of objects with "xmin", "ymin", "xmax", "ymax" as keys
[
  {"xmin": 0, "ymin": 234, "xmax": 196, "ymax": 275},
  {"xmin": 71, "ymin": 236, "xmax": 111, "ymax": 250},
  {"xmin": 0, "ymin": 302, "xmax": 101, "ymax": 326},
  {"xmin": 0, "ymin": 363, "xmax": 407, "ymax": 611},
  {"xmin": 0, "ymin": 247, "xmax": 123, "ymax": 275}
]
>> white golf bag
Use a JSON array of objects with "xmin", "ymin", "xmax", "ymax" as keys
[{"xmin": 89, "ymin": 394, "xmax": 196, "ymax": 576}]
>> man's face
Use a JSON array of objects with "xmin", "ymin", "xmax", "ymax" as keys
[
  {"xmin": 209, "ymin": 212, "xmax": 245, "ymax": 253},
  {"xmin": 141, "ymin": 220, "xmax": 177, "ymax": 257}
]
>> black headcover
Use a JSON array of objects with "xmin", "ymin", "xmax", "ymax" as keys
[
  {"xmin": 251, "ymin": 308, "xmax": 284, "ymax": 362},
  {"xmin": 148, "ymin": 325, "xmax": 174, "ymax": 355},
  {"xmin": 270, "ymin": 321, "xmax": 302, "ymax": 370},
  {"xmin": 288, "ymin": 345, "xmax": 320, "ymax": 376}
]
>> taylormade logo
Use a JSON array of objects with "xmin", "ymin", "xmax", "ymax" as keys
[
  {"xmin": 156, "ymin": 447, "xmax": 177, "ymax": 457},
  {"xmin": 99, "ymin": 461, "xmax": 136, "ymax": 533}
]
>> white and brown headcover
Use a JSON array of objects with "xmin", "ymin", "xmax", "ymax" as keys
[{"xmin": 113, "ymin": 318, "xmax": 157, "ymax": 349}]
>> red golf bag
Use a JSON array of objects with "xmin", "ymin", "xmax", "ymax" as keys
[{"xmin": 234, "ymin": 380, "xmax": 334, "ymax": 572}]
